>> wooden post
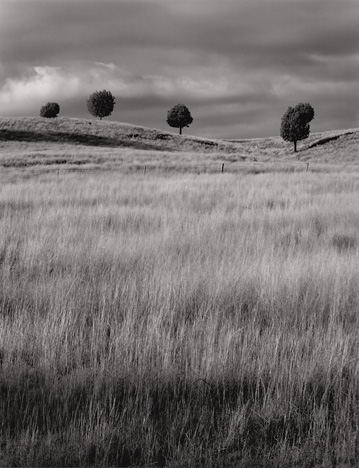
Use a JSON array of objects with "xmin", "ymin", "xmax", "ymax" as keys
[
  {"xmin": 144, "ymin": 166, "xmax": 147, "ymax": 175},
  {"xmin": 306, "ymin": 163, "xmax": 309, "ymax": 171},
  {"xmin": 221, "ymin": 163, "xmax": 224, "ymax": 173}
]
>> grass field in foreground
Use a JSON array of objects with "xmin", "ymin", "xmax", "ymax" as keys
[{"xmin": 0, "ymin": 167, "xmax": 358, "ymax": 467}]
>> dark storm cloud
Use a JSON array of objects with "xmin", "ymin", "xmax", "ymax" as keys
[{"xmin": 0, "ymin": 0, "xmax": 358, "ymax": 138}]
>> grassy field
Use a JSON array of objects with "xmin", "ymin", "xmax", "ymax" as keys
[{"xmin": 0, "ymin": 119, "xmax": 359, "ymax": 467}]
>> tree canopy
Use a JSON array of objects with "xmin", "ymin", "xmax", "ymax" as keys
[
  {"xmin": 87, "ymin": 90, "xmax": 115, "ymax": 120},
  {"xmin": 40, "ymin": 102, "xmax": 60, "ymax": 118},
  {"xmin": 280, "ymin": 103, "xmax": 315, "ymax": 152},
  {"xmin": 166, "ymin": 104, "xmax": 193, "ymax": 135}
]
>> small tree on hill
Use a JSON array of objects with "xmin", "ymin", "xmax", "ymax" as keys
[
  {"xmin": 280, "ymin": 102, "xmax": 315, "ymax": 152},
  {"xmin": 166, "ymin": 103, "xmax": 193, "ymax": 135},
  {"xmin": 40, "ymin": 102, "xmax": 60, "ymax": 118},
  {"xmin": 87, "ymin": 90, "xmax": 115, "ymax": 120}
]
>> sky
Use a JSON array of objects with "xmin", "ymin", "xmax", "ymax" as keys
[{"xmin": 0, "ymin": 0, "xmax": 358, "ymax": 139}]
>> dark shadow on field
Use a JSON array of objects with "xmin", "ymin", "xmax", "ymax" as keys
[
  {"xmin": 0, "ymin": 362, "xmax": 356, "ymax": 467},
  {"xmin": 0, "ymin": 129, "xmax": 166, "ymax": 151}
]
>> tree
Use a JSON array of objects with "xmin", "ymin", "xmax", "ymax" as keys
[
  {"xmin": 166, "ymin": 103, "xmax": 193, "ymax": 135},
  {"xmin": 280, "ymin": 102, "xmax": 315, "ymax": 152},
  {"xmin": 87, "ymin": 90, "xmax": 115, "ymax": 120},
  {"xmin": 40, "ymin": 102, "xmax": 60, "ymax": 118}
]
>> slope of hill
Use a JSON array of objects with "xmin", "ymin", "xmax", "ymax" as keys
[
  {"xmin": 0, "ymin": 117, "xmax": 358, "ymax": 170},
  {"xmin": 0, "ymin": 117, "xmax": 240, "ymax": 154},
  {"xmin": 227, "ymin": 128, "xmax": 359, "ymax": 162}
]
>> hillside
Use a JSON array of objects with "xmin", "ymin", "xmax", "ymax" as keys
[
  {"xmin": 0, "ymin": 116, "xmax": 240, "ymax": 154},
  {"xmin": 228, "ymin": 128, "xmax": 359, "ymax": 163},
  {"xmin": 0, "ymin": 117, "xmax": 358, "ymax": 171}
]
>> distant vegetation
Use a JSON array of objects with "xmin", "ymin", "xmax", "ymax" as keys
[
  {"xmin": 87, "ymin": 89, "xmax": 115, "ymax": 120},
  {"xmin": 280, "ymin": 102, "xmax": 315, "ymax": 152},
  {"xmin": 40, "ymin": 102, "xmax": 60, "ymax": 118},
  {"xmin": 29, "ymin": 91, "xmax": 355, "ymax": 153},
  {"xmin": 166, "ymin": 103, "xmax": 193, "ymax": 135},
  {"xmin": 27, "ymin": 89, "xmax": 356, "ymax": 151}
]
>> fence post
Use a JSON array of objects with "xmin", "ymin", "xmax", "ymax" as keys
[
  {"xmin": 306, "ymin": 163, "xmax": 309, "ymax": 171},
  {"xmin": 144, "ymin": 166, "xmax": 147, "ymax": 175},
  {"xmin": 221, "ymin": 163, "xmax": 224, "ymax": 173}
]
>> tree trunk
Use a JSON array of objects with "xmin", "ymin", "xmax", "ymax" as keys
[
  {"xmin": 294, "ymin": 140, "xmax": 297, "ymax": 152},
  {"xmin": 179, "ymin": 127, "xmax": 182, "ymax": 135}
]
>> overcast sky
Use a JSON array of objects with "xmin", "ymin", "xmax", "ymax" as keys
[{"xmin": 0, "ymin": 0, "xmax": 358, "ymax": 138}]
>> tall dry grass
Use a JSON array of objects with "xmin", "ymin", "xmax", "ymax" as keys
[{"xmin": 0, "ymin": 169, "xmax": 358, "ymax": 466}]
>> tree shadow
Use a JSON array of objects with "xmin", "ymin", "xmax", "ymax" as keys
[{"xmin": 308, "ymin": 132, "xmax": 354, "ymax": 149}]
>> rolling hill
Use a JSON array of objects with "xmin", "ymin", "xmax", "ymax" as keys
[{"xmin": 0, "ymin": 117, "xmax": 358, "ymax": 170}]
